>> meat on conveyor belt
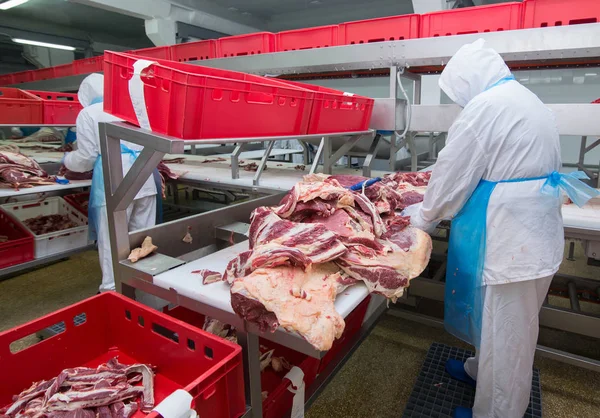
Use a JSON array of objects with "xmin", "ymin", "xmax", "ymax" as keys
[
  {"xmin": 0, "ymin": 357, "xmax": 154, "ymax": 418},
  {"xmin": 24, "ymin": 214, "xmax": 77, "ymax": 235},
  {"xmin": 218, "ymin": 173, "xmax": 432, "ymax": 351},
  {"xmin": 57, "ymin": 165, "xmax": 93, "ymax": 181}
]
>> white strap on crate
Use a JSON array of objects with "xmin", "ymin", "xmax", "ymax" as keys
[
  {"xmin": 285, "ymin": 366, "xmax": 306, "ymax": 418},
  {"xmin": 129, "ymin": 59, "xmax": 155, "ymax": 131},
  {"xmin": 152, "ymin": 389, "xmax": 196, "ymax": 418}
]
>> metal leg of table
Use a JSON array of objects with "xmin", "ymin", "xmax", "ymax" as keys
[
  {"xmin": 309, "ymin": 137, "xmax": 326, "ymax": 175},
  {"xmin": 407, "ymin": 133, "xmax": 418, "ymax": 172},
  {"xmin": 232, "ymin": 143, "xmax": 246, "ymax": 179},
  {"xmin": 322, "ymin": 136, "xmax": 333, "ymax": 174},
  {"xmin": 99, "ymin": 122, "xmax": 165, "ymax": 295},
  {"xmin": 363, "ymin": 134, "xmax": 382, "ymax": 177},
  {"xmin": 253, "ymin": 140, "xmax": 274, "ymax": 186},
  {"xmin": 238, "ymin": 331, "xmax": 263, "ymax": 418}
]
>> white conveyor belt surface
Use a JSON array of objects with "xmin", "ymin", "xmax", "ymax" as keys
[
  {"xmin": 562, "ymin": 196, "xmax": 600, "ymax": 231},
  {"xmin": 0, "ymin": 180, "xmax": 91, "ymax": 198},
  {"xmin": 153, "ymin": 241, "xmax": 370, "ymax": 322}
]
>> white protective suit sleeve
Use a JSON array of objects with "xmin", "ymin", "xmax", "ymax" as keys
[
  {"xmin": 410, "ymin": 119, "xmax": 487, "ymax": 233},
  {"xmin": 63, "ymin": 110, "xmax": 98, "ymax": 173}
]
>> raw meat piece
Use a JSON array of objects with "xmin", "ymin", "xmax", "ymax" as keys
[
  {"xmin": 127, "ymin": 236, "xmax": 157, "ymax": 263},
  {"xmin": 1, "ymin": 358, "xmax": 153, "ymax": 418},
  {"xmin": 248, "ymin": 207, "xmax": 347, "ymax": 263},
  {"xmin": 191, "ymin": 269, "xmax": 222, "ymax": 285},
  {"xmin": 230, "ymin": 263, "xmax": 346, "ymax": 350},
  {"xmin": 201, "ymin": 157, "xmax": 226, "ymax": 163},
  {"xmin": 57, "ymin": 165, "xmax": 93, "ymax": 181},
  {"xmin": 0, "ymin": 150, "xmax": 54, "ymax": 189},
  {"xmin": 275, "ymin": 174, "xmax": 354, "ymax": 218},
  {"xmin": 24, "ymin": 215, "xmax": 77, "ymax": 235},
  {"xmin": 203, "ymin": 317, "xmax": 237, "ymax": 343},
  {"xmin": 336, "ymin": 226, "xmax": 432, "ymax": 301}
]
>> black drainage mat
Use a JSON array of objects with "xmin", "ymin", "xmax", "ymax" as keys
[{"xmin": 403, "ymin": 342, "xmax": 542, "ymax": 418}]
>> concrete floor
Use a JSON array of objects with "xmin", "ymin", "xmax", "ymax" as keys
[{"xmin": 1, "ymin": 249, "xmax": 599, "ymax": 417}]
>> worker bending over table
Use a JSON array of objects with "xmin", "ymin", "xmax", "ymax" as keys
[{"xmin": 406, "ymin": 39, "xmax": 598, "ymax": 418}]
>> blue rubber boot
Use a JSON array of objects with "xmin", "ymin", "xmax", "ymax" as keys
[
  {"xmin": 453, "ymin": 407, "xmax": 473, "ymax": 418},
  {"xmin": 445, "ymin": 359, "xmax": 476, "ymax": 388}
]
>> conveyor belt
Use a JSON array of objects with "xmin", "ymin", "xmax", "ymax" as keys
[
  {"xmin": 153, "ymin": 241, "xmax": 371, "ymax": 338},
  {"xmin": 562, "ymin": 198, "xmax": 600, "ymax": 232}
]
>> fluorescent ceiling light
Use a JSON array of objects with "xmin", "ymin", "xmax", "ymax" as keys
[
  {"xmin": 12, "ymin": 38, "xmax": 76, "ymax": 51},
  {"xmin": 584, "ymin": 73, "xmax": 597, "ymax": 77},
  {"xmin": 0, "ymin": 0, "xmax": 30, "ymax": 10}
]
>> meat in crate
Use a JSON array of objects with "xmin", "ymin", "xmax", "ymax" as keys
[{"xmin": 0, "ymin": 292, "xmax": 245, "ymax": 418}]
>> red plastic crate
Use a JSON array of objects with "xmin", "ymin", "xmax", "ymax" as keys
[
  {"xmin": 73, "ymin": 56, "xmax": 104, "ymax": 74},
  {"xmin": 0, "ymin": 209, "xmax": 34, "ymax": 269},
  {"xmin": 0, "ymin": 73, "xmax": 13, "ymax": 86},
  {"xmin": 12, "ymin": 70, "xmax": 33, "ymax": 84},
  {"xmin": 339, "ymin": 14, "xmax": 420, "ymax": 44},
  {"xmin": 33, "ymin": 67, "xmax": 55, "ymax": 81},
  {"xmin": 171, "ymin": 40, "xmax": 217, "ymax": 62},
  {"xmin": 0, "ymin": 292, "xmax": 246, "ymax": 418},
  {"xmin": 0, "ymin": 88, "xmax": 43, "ymax": 124},
  {"xmin": 130, "ymin": 46, "xmax": 172, "ymax": 60},
  {"xmin": 523, "ymin": 0, "xmax": 600, "ymax": 28},
  {"xmin": 262, "ymin": 339, "xmax": 320, "ymax": 418},
  {"xmin": 217, "ymin": 32, "xmax": 275, "ymax": 57},
  {"xmin": 276, "ymin": 25, "xmax": 339, "ymax": 52},
  {"xmin": 54, "ymin": 63, "xmax": 74, "ymax": 78},
  {"xmin": 278, "ymin": 80, "xmax": 374, "ymax": 134},
  {"xmin": 421, "ymin": 2, "xmax": 524, "ymax": 38},
  {"xmin": 27, "ymin": 90, "xmax": 83, "ymax": 124},
  {"xmin": 63, "ymin": 192, "xmax": 90, "ymax": 216},
  {"xmin": 317, "ymin": 295, "xmax": 371, "ymax": 374},
  {"xmin": 104, "ymin": 51, "xmax": 314, "ymax": 139}
]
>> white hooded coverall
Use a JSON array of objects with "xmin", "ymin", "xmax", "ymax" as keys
[
  {"xmin": 64, "ymin": 74, "xmax": 157, "ymax": 292},
  {"xmin": 410, "ymin": 40, "xmax": 564, "ymax": 417}
]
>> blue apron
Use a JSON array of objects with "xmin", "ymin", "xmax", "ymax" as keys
[
  {"xmin": 445, "ymin": 171, "xmax": 599, "ymax": 347},
  {"xmin": 88, "ymin": 144, "xmax": 162, "ymax": 241}
]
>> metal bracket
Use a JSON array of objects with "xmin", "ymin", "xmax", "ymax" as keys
[
  {"xmin": 253, "ymin": 140, "xmax": 274, "ymax": 186},
  {"xmin": 363, "ymin": 133, "xmax": 382, "ymax": 177},
  {"xmin": 231, "ymin": 143, "xmax": 247, "ymax": 179}
]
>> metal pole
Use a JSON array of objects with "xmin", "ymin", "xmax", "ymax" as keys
[
  {"xmin": 237, "ymin": 331, "xmax": 263, "ymax": 418},
  {"xmin": 322, "ymin": 137, "xmax": 333, "ymax": 174},
  {"xmin": 253, "ymin": 140, "xmax": 274, "ymax": 186},
  {"xmin": 231, "ymin": 143, "xmax": 246, "ymax": 179},
  {"xmin": 309, "ymin": 137, "xmax": 326, "ymax": 175},
  {"xmin": 568, "ymin": 282, "xmax": 581, "ymax": 311},
  {"xmin": 567, "ymin": 241, "xmax": 576, "ymax": 261}
]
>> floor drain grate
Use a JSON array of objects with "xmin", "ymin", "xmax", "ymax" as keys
[{"xmin": 403, "ymin": 342, "xmax": 542, "ymax": 418}]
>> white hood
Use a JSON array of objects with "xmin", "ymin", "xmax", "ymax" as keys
[
  {"xmin": 439, "ymin": 39, "xmax": 511, "ymax": 107},
  {"xmin": 78, "ymin": 73, "xmax": 104, "ymax": 108}
]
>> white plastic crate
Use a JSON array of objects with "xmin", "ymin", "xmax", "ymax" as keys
[{"xmin": 1, "ymin": 197, "xmax": 89, "ymax": 259}]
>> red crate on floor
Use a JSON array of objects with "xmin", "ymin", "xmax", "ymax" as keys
[
  {"xmin": 73, "ymin": 56, "xmax": 104, "ymax": 74},
  {"xmin": 104, "ymin": 51, "xmax": 314, "ymax": 139},
  {"xmin": 54, "ymin": 63, "xmax": 74, "ymax": 78},
  {"xmin": 130, "ymin": 46, "xmax": 172, "ymax": 60},
  {"xmin": 262, "ymin": 339, "xmax": 320, "ymax": 418},
  {"xmin": 171, "ymin": 40, "xmax": 217, "ymax": 62},
  {"xmin": 276, "ymin": 25, "xmax": 339, "ymax": 51},
  {"xmin": 317, "ymin": 295, "xmax": 371, "ymax": 374},
  {"xmin": 523, "ymin": 0, "xmax": 600, "ymax": 28},
  {"xmin": 278, "ymin": 80, "xmax": 374, "ymax": 134},
  {"xmin": 0, "ymin": 73, "xmax": 13, "ymax": 86},
  {"xmin": 0, "ymin": 292, "xmax": 246, "ymax": 418},
  {"xmin": 217, "ymin": 32, "xmax": 275, "ymax": 57},
  {"xmin": 27, "ymin": 90, "xmax": 83, "ymax": 124},
  {"xmin": 0, "ymin": 209, "xmax": 34, "ymax": 269},
  {"xmin": 63, "ymin": 192, "xmax": 90, "ymax": 216},
  {"xmin": 339, "ymin": 14, "xmax": 420, "ymax": 44},
  {"xmin": 0, "ymin": 88, "xmax": 43, "ymax": 124},
  {"xmin": 421, "ymin": 2, "xmax": 524, "ymax": 38},
  {"xmin": 32, "ymin": 67, "xmax": 55, "ymax": 81},
  {"xmin": 12, "ymin": 71, "xmax": 33, "ymax": 84}
]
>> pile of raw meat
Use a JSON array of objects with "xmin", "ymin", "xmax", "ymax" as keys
[
  {"xmin": 217, "ymin": 172, "xmax": 432, "ymax": 351},
  {"xmin": 57, "ymin": 166, "xmax": 93, "ymax": 181},
  {"xmin": 0, "ymin": 151, "xmax": 54, "ymax": 190},
  {"xmin": 0, "ymin": 357, "xmax": 154, "ymax": 418},
  {"xmin": 24, "ymin": 215, "xmax": 77, "ymax": 235}
]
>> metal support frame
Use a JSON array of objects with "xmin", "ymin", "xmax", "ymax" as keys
[
  {"xmin": 253, "ymin": 141, "xmax": 274, "ymax": 186},
  {"xmin": 231, "ymin": 143, "xmax": 246, "ymax": 179},
  {"xmin": 577, "ymin": 136, "xmax": 600, "ymax": 187},
  {"xmin": 363, "ymin": 134, "xmax": 382, "ymax": 177}
]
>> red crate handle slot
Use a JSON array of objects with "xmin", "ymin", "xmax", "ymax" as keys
[{"xmin": 246, "ymin": 91, "xmax": 274, "ymax": 105}]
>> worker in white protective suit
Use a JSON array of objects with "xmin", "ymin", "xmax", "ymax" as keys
[
  {"xmin": 406, "ymin": 39, "xmax": 598, "ymax": 418},
  {"xmin": 63, "ymin": 74, "xmax": 158, "ymax": 293}
]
